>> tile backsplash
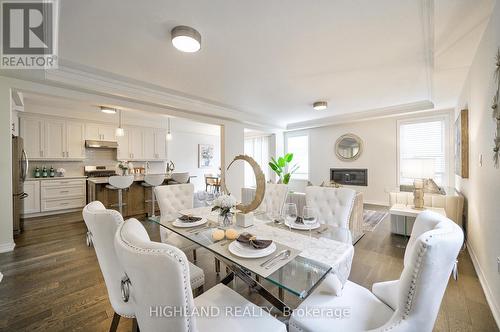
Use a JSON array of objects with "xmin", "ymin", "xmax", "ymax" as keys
[{"xmin": 28, "ymin": 148, "xmax": 166, "ymax": 177}]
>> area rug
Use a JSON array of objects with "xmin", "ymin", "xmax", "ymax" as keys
[{"xmin": 362, "ymin": 210, "xmax": 388, "ymax": 231}]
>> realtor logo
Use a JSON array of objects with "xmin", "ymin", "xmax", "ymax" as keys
[{"xmin": 1, "ymin": 0, "xmax": 58, "ymax": 69}]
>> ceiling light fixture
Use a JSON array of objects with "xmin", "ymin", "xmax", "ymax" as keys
[
  {"xmin": 100, "ymin": 106, "xmax": 117, "ymax": 114},
  {"xmin": 171, "ymin": 25, "xmax": 201, "ymax": 53},
  {"xmin": 115, "ymin": 109, "xmax": 125, "ymax": 137},
  {"xmin": 313, "ymin": 101, "xmax": 328, "ymax": 111},
  {"xmin": 166, "ymin": 118, "xmax": 172, "ymax": 141}
]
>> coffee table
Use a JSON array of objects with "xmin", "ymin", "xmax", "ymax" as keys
[{"xmin": 389, "ymin": 204, "xmax": 446, "ymax": 236}]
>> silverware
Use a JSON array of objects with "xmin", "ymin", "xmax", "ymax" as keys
[
  {"xmin": 260, "ymin": 249, "xmax": 287, "ymax": 267},
  {"xmin": 265, "ymin": 250, "xmax": 291, "ymax": 269}
]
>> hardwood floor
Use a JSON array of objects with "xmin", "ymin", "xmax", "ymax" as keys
[{"xmin": 0, "ymin": 207, "xmax": 497, "ymax": 332}]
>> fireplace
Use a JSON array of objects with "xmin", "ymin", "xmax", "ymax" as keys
[{"xmin": 330, "ymin": 168, "xmax": 368, "ymax": 186}]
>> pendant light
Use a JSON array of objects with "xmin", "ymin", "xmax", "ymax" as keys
[
  {"xmin": 115, "ymin": 109, "xmax": 125, "ymax": 137},
  {"xmin": 166, "ymin": 118, "xmax": 172, "ymax": 141}
]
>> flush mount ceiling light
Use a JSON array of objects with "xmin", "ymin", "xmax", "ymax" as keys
[
  {"xmin": 171, "ymin": 25, "xmax": 201, "ymax": 53},
  {"xmin": 313, "ymin": 101, "xmax": 328, "ymax": 111},
  {"xmin": 100, "ymin": 106, "xmax": 117, "ymax": 114}
]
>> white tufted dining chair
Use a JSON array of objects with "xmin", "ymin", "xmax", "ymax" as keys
[
  {"xmin": 289, "ymin": 211, "xmax": 464, "ymax": 332},
  {"xmin": 305, "ymin": 186, "xmax": 356, "ymax": 228},
  {"xmin": 83, "ymin": 202, "xmax": 205, "ymax": 332},
  {"xmin": 154, "ymin": 184, "xmax": 200, "ymax": 260},
  {"xmin": 257, "ymin": 183, "xmax": 288, "ymax": 214},
  {"xmin": 114, "ymin": 218, "xmax": 287, "ymax": 332}
]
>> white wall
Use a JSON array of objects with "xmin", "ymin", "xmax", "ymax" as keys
[
  {"xmin": 222, "ymin": 122, "xmax": 245, "ymax": 200},
  {"xmin": 296, "ymin": 110, "xmax": 453, "ymax": 205},
  {"xmin": 0, "ymin": 81, "xmax": 14, "ymax": 253},
  {"xmin": 455, "ymin": 1, "xmax": 500, "ymax": 325},
  {"xmin": 167, "ymin": 130, "xmax": 220, "ymax": 191}
]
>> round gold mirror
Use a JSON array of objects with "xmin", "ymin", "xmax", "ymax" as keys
[{"xmin": 335, "ymin": 134, "xmax": 363, "ymax": 161}]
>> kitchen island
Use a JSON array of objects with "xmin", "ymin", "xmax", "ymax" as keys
[{"xmin": 87, "ymin": 174, "xmax": 171, "ymax": 218}]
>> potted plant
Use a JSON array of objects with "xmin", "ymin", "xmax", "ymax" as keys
[{"xmin": 268, "ymin": 153, "xmax": 299, "ymax": 184}]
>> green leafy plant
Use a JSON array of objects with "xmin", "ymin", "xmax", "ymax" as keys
[{"xmin": 268, "ymin": 153, "xmax": 299, "ymax": 184}]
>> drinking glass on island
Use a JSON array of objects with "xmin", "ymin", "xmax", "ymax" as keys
[
  {"xmin": 284, "ymin": 203, "xmax": 298, "ymax": 231},
  {"xmin": 302, "ymin": 206, "xmax": 318, "ymax": 238}
]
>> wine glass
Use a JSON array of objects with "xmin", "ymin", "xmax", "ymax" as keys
[
  {"xmin": 283, "ymin": 203, "xmax": 297, "ymax": 231},
  {"xmin": 205, "ymin": 193, "xmax": 215, "ymax": 206},
  {"xmin": 303, "ymin": 206, "xmax": 318, "ymax": 238}
]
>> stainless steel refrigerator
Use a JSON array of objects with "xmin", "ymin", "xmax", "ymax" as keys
[{"xmin": 12, "ymin": 136, "xmax": 28, "ymax": 234}]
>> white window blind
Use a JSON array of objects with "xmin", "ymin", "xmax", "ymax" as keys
[
  {"xmin": 399, "ymin": 119, "xmax": 446, "ymax": 186},
  {"xmin": 286, "ymin": 134, "xmax": 309, "ymax": 180},
  {"xmin": 244, "ymin": 136, "xmax": 270, "ymax": 187}
]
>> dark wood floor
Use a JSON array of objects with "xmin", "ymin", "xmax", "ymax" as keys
[{"xmin": 0, "ymin": 207, "xmax": 497, "ymax": 332}]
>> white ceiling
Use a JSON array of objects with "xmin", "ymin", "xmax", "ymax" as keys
[{"xmin": 33, "ymin": 0, "xmax": 499, "ymax": 126}]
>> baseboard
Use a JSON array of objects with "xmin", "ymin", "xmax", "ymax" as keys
[
  {"xmin": 22, "ymin": 207, "xmax": 82, "ymax": 219},
  {"xmin": 467, "ymin": 241, "xmax": 500, "ymax": 328},
  {"xmin": 0, "ymin": 241, "xmax": 15, "ymax": 253}
]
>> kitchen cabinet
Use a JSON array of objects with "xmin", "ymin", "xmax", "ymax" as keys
[
  {"xmin": 66, "ymin": 121, "xmax": 85, "ymax": 158},
  {"xmin": 20, "ymin": 118, "xmax": 44, "ymax": 159},
  {"xmin": 20, "ymin": 116, "xmax": 85, "ymax": 160},
  {"xmin": 44, "ymin": 120, "xmax": 66, "ymax": 159},
  {"xmin": 22, "ymin": 181, "xmax": 40, "ymax": 214},
  {"xmin": 129, "ymin": 127, "xmax": 144, "ymax": 160},
  {"xmin": 154, "ymin": 129, "xmax": 167, "ymax": 159},
  {"xmin": 117, "ymin": 127, "xmax": 131, "ymax": 161},
  {"xmin": 85, "ymin": 123, "xmax": 116, "ymax": 141},
  {"xmin": 143, "ymin": 130, "xmax": 155, "ymax": 160}
]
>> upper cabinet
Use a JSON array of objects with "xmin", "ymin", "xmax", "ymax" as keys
[
  {"xmin": 85, "ymin": 123, "xmax": 116, "ymax": 141},
  {"xmin": 20, "ymin": 116, "xmax": 85, "ymax": 160},
  {"xmin": 116, "ymin": 127, "xmax": 167, "ymax": 161}
]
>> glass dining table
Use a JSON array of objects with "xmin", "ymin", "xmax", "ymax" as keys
[{"xmin": 151, "ymin": 208, "xmax": 356, "ymax": 313}]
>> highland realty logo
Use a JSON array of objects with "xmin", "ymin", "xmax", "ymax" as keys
[{"xmin": 1, "ymin": 0, "xmax": 58, "ymax": 69}]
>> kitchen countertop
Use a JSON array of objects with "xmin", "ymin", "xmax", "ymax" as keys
[
  {"xmin": 86, "ymin": 174, "xmax": 171, "ymax": 184},
  {"xmin": 26, "ymin": 176, "xmax": 88, "ymax": 181}
]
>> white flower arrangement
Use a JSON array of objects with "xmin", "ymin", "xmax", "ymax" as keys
[{"xmin": 212, "ymin": 194, "xmax": 237, "ymax": 215}]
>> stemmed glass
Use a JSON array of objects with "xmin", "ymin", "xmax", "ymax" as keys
[
  {"xmin": 303, "ymin": 206, "xmax": 318, "ymax": 238},
  {"xmin": 283, "ymin": 203, "xmax": 298, "ymax": 231},
  {"xmin": 205, "ymin": 193, "xmax": 215, "ymax": 206}
]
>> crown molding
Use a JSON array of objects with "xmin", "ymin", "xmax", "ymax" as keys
[
  {"xmin": 286, "ymin": 100, "xmax": 436, "ymax": 131},
  {"xmin": 41, "ymin": 62, "xmax": 280, "ymax": 129}
]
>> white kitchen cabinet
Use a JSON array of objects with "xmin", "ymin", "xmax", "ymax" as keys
[
  {"xmin": 66, "ymin": 121, "xmax": 85, "ymax": 158},
  {"xmin": 20, "ymin": 118, "xmax": 44, "ymax": 159},
  {"xmin": 40, "ymin": 179, "xmax": 86, "ymax": 213},
  {"xmin": 154, "ymin": 129, "xmax": 167, "ymax": 160},
  {"xmin": 44, "ymin": 120, "xmax": 66, "ymax": 159},
  {"xmin": 117, "ymin": 127, "xmax": 131, "ymax": 161},
  {"xmin": 22, "ymin": 181, "xmax": 40, "ymax": 214},
  {"xmin": 129, "ymin": 127, "xmax": 144, "ymax": 160},
  {"xmin": 85, "ymin": 123, "xmax": 116, "ymax": 141},
  {"xmin": 20, "ymin": 117, "xmax": 85, "ymax": 160},
  {"xmin": 143, "ymin": 130, "xmax": 155, "ymax": 160}
]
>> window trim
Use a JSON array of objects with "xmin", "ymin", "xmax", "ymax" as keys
[
  {"xmin": 284, "ymin": 130, "xmax": 310, "ymax": 181},
  {"xmin": 396, "ymin": 113, "xmax": 453, "ymax": 188}
]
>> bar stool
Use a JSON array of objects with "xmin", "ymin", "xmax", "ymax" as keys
[
  {"xmin": 141, "ymin": 174, "xmax": 165, "ymax": 218},
  {"xmin": 106, "ymin": 175, "xmax": 134, "ymax": 215}
]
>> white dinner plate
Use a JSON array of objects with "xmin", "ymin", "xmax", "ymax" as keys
[
  {"xmin": 172, "ymin": 217, "xmax": 207, "ymax": 228},
  {"xmin": 284, "ymin": 220, "xmax": 321, "ymax": 230},
  {"xmin": 228, "ymin": 240, "xmax": 277, "ymax": 259}
]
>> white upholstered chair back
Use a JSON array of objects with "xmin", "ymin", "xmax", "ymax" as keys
[
  {"xmin": 114, "ymin": 218, "xmax": 196, "ymax": 332},
  {"xmin": 154, "ymin": 184, "xmax": 194, "ymax": 241},
  {"xmin": 258, "ymin": 183, "xmax": 288, "ymax": 214},
  {"xmin": 305, "ymin": 186, "xmax": 356, "ymax": 228},
  {"xmin": 82, "ymin": 201, "xmax": 134, "ymax": 318},
  {"xmin": 378, "ymin": 211, "xmax": 463, "ymax": 331},
  {"xmin": 171, "ymin": 172, "xmax": 190, "ymax": 184}
]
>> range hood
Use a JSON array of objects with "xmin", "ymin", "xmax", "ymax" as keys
[{"xmin": 85, "ymin": 140, "xmax": 118, "ymax": 149}]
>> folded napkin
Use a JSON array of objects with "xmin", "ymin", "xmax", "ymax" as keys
[
  {"xmin": 178, "ymin": 215, "xmax": 202, "ymax": 223},
  {"xmin": 237, "ymin": 233, "xmax": 272, "ymax": 249}
]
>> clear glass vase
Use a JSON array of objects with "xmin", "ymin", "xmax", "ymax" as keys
[{"xmin": 218, "ymin": 212, "xmax": 233, "ymax": 228}]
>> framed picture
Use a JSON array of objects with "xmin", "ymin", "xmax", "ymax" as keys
[
  {"xmin": 198, "ymin": 144, "xmax": 215, "ymax": 168},
  {"xmin": 455, "ymin": 109, "xmax": 469, "ymax": 178}
]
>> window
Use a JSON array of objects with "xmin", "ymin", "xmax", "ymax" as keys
[
  {"xmin": 399, "ymin": 117, "xmax": 448, "ymax": 186},
  {"xmin": 285, "ymin": 133, "xmax": 309, "ymax": 180},
  {"xmin": 244, "ymin": 135, "xmax": 270, "ymax": 187}
]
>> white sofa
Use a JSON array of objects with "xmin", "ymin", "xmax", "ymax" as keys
[{"xmin": 389, "ymin": 189, "xmax": 464, "ymax": 228}]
